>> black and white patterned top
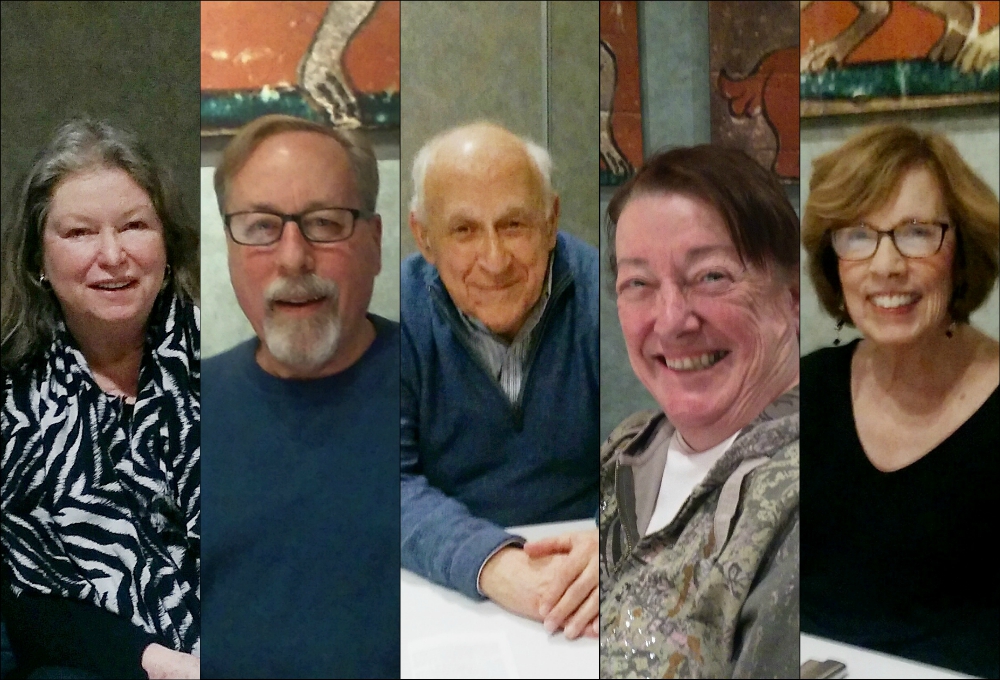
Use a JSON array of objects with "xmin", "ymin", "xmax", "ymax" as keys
[{"xmin": 2, "ymin": 290, "xmax": 200, "ymax": 654}]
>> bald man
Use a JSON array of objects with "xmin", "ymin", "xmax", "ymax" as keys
[{"xmin": 401, "ymin": 123, "xmax": 600, "ymax": 639}]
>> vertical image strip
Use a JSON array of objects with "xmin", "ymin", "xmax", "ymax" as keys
[
  {"xmin": 198, "ymin": 1, "xmax": 402, "ymax": 677},
  {"xmin": 599, "ymin": 1, "xmax": 802, "ymax": 678},
  {"xmin": 399, "ymin": 1, "xmax": 600, "ymax": 677},
  {"xmin": 1, "ymin": 1, "xmax": 203, "ymax": 678},
  {"xmin": 799, "ymin": 2, "xmax": 1000, "ymax": 678}
]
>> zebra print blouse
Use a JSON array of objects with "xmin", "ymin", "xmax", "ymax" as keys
[{"xmin": 1, "ymin": 290, "xmax": 200, "ymax": 654}]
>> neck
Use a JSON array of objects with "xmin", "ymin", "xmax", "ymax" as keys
[
  {"xmin": 65, "ymin": 317, "xmax": 147, "ymax": 399},
  {"xmin": 859, "ymin": 321, "xmax": 969, "ymax": 394},
  {"xmin": 257, "ymin": 316, "xmax": 377, "ymax": 380}
]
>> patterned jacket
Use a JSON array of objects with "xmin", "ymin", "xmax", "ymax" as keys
[{"xmin": 600, "ymin": 388, "xmax": 799, "ymax": 679}]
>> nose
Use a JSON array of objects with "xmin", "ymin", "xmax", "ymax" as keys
[
  {"xmin": 96, "ymin": 228, "xmax": 126, "ymax": 267},
  {"xmin": 274, "ymin": 219, "xmax": 315, "ymax": 275},
  {"xmin": 477, "ymin": 227, "xmax": 512, "ymax": 275},
  {"xmin": 869, "ymin": 232, "xmax": 906, "ymax": 277},
  {"xmin": 651, "ymin": 281, "xmax": 700, "ymax": 337}
]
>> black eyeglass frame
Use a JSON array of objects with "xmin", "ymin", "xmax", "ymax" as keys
[
  {"xmin": 223, "ymin": 207, "xmax": 375, "ymax": 246},
  {"xmin": 830, "ymin": 220, "xmax": 950, "ymax": 261}
]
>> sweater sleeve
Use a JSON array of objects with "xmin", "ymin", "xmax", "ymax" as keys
[
  {"xmin": 2, "ymin": 589, "xmax": 157, "ymax": 679},
  {"xmin": 399, "ymin": 329, "xmax": 520, "ymax": 601},
  {"xmin": 731, "ymin": 513, "xmax": 800, "ymax": 680}
]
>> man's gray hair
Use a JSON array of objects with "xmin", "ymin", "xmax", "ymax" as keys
[{"xmin": 409, "ymin": 123, "xmax": 554, "ymax": 222}]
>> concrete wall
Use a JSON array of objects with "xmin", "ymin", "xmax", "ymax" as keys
[
  {"xmin": 399, "ymin": 1, "xmax": 599, "ymax": 258},
  {"xmin": 800, "ymin": 106, "xmax": 1000, "ymax": 354},
  {"xmin": 0, "ymin": 1, "xmax": 200, "ymax": 264}
]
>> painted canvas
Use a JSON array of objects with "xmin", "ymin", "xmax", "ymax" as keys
[
  {"xmin": 600, "ymin": 1, "xmax": 643, "ymax": 186},
  {"xmin": 710, "ymin": 1, "xmax": 800, "ymax": 182},
  {"xmin": 201, "ymin": 0, "xmax": 399, "ymax": 134},
  {"xmin": 801, "ymin": 1, "xmax": 999, "ymax": 116}
]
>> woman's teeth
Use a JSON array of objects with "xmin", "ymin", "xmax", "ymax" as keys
[
  {"xmin": 94, "ymin": 281, "xmax": 132, "ymax": 290},
  {"xmin": 663, "ymin": 350, "xmax": 729, "ymax": 371},
  {"xmin": 871, "ymin": 293, "xmax": 919, "ymax": 309}
]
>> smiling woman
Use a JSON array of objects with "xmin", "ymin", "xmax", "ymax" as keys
[
  {"xmin": 599, "ymin": 145, "xmax": 801, "ymax": 679},
  {"xmin": 0, "ymin": 118, "xmax": 201, "ymax": 679},
  {"xmin": 800, "ymin": 124, "xmax": 1000, "ymax": 678}
]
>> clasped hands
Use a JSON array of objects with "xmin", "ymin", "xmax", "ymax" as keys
[{"xmin": 479, "ymin": 528, "xmax": 598, "ymax": 640}]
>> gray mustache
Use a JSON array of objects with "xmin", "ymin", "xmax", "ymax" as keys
[{"xmin": 265, "ymin": 275, "xmax": 340, "ymax": 306}]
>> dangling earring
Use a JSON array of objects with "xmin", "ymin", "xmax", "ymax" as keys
[
  {"xmin": 833, "ymin": 318, "xmax": 845, "ymax": 346},
  {"xmin": 945, "ymin": 320, "xmax": 956, "ymax": 338},
  {"xmin": 38, "ymin": 272, "xmax": 47, "ymax": 285}
]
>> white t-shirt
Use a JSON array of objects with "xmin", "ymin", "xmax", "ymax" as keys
[{"xmin": 644, "ymin": 429, "xmax": 740, "ymax": 536}]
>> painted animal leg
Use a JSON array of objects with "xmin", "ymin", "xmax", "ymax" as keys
[
  {"xmin": 298, "ymin": 0, "xmax": 377, "ymax": 128},
  {"xmin": 600, "ymin": 40, "xmax": 632, "ymax": 177},
  {"xmin": 800, "ymin": 0, "xmax": 890, "ymax": 72},
  {"xmin": 915, "ymin": 0, "xmax": 977, "ymax": 62}
]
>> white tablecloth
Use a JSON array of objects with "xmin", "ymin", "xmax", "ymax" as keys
[
  {"xmin": 801, "ymin": 634, "xmax": 977, "ymax": 679},
  {"xmin": 401, "ymin": 519, "xmax": 598, "ymax": 679}
]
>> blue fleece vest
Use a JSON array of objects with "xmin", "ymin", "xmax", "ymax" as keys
[{"xmin": 401, "ymin": 231, "xmax": 600, "ymax": 527}]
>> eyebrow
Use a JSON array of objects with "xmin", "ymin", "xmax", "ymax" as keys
[
  {"xmin": 237, "ymin": 201, "xmax": 347, "ymax": 214},
  {"xmin": 616, "ymin": 245, "xmax": 738, "ymax": 270},
  {"xmin": 53, "ymin": 204, "xmax": 157, "ymax": 225}
]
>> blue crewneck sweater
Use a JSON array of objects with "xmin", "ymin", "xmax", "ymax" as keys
[
  {"xmin": 400, "ymin": 231, "xmax": 600, "ymax": 600},
  {"xmin": 201, "ymin": 316, "xmax": 400, "ymax": 679}
]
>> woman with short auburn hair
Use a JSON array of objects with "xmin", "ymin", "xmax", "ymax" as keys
[
  {"xmin": 600, "ymin": 145, "xmax": 801, "ymax": 679},
  {"xmin": 800, "ymin": 124, "xmax": 999, "ymax": 678}
]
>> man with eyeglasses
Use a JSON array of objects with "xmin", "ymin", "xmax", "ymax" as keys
[{"xmin": 200, "ymin": 115, "xmax": 400, "ymax": 678}]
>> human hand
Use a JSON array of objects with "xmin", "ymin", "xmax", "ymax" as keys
[
  {"xmin": 523, "ymin": 528, "xmax": 599, "ymax": 640},
  {"xmin": 141, "ymin": 642, "xmax": 200, "ymax": 679},
  {"xmin": 479, "ymin": 545, "xmax": 569, "ymax": 623}
]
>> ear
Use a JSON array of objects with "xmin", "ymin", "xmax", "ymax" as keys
[
  {"xmin": 545, "ymin": 193, "xmax": 561, "ymax": 249},
  {"xmin": 787, "ymin": 274, "xmax": 801, "ymax": 336},
  {"xmin": 409, "ymin": 211, "xmax": 436, "ymax": 265}
]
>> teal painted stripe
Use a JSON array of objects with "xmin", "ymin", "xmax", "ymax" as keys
[
  {"xmin": 202, "ymin": 88, "xmax": 399, "ymax": 130},
  {"xmin": 801, "ymin": 60, "xmax": 999, "ymax": 101}
]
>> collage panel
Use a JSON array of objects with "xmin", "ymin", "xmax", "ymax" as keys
[
  {"xmin": 599, "ymin": 2, "xmax": 802, "ymax": 678},
  {"xmin": 799, "ymin": 1, "xmax": 1000, "ymax": 678},
  {"xmin": 398, "ymin": 1, "xmax": 600, "ymax": 678},
  {"xmin": 1, "ymin": 1, "xmax": 202, "ymax": 679},
  {"xmin": 198, "ymin": 1, "xmax": 401, "ymax": 677}
]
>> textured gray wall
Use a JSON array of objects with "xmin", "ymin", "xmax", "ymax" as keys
[
  {"xmin": 800, "ymin": 107, "xmax": 1000, "ymax": 355},
  {"xmin": 400, "ymin": 1, "xmax": 599, "ymax": 258},
  {"xmin": 0, "ymin": 1, "xmax": 200, "ymax": 262}
]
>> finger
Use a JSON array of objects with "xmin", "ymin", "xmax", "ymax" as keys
[
  {"xmin": 523, "ymin": 536, "xmax": 572, "ymax": 558},
  {"xmin": 538, "ymin": 551, "xmax": 588, "ymax": 617},
  {"xmin": 586, "ymin": 616, "xmax": 599, "ymax": 638},
  {"xmin": 543, "ymin": 560, "xmax": 597, "ymax": 632},
  {"xmin": 562, "ymin": 587, "xmax": 599, "ymax": 640}
]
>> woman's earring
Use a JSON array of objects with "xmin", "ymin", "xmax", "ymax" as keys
[
  {"xmin": 38, "ymin": 272, "xmax": 47, "ymax": 285},
  {"xmin": 833, "ymin": 318, "xmax": 846, "ymax": 346},
  {"xmin": 946, "ymin": 320, "xmax": 956, "ymax": 338}
]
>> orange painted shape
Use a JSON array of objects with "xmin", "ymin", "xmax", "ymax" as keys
[
  {"xmin": 801, "ymin": 1, "xmax": 999, "ymax": 65},
  {"xmin": 342, "ymin": 1, "xmax": 400, "ymax": 93},
  {"xmin": 201, "ymin": 1, "xmax": 328, "ymax": 90}
]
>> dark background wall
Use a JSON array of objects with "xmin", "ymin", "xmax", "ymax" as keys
[{"xmin": 0, "ymin": 1, "xmax": 201, "ymax": 231}]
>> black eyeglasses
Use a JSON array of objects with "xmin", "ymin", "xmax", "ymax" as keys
[
  {"xmin": 224, "ymin": 207, "xmax": 374, "ymax": 246},
  {"xmin": 831, "ymin": 220, "xmax": 950, "ymax": 261}
]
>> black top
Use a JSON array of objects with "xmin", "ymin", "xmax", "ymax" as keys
[{"xmin": 801, "ymin": 340, "xmax": 999, "ymax": 678}]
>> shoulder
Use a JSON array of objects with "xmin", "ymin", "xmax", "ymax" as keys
[
  {"xmin": 556, "ymin": 231, "xmax": 599, "ymax": 283},
  {"xmin": 203, "ymin": 337, "xmax": 256, "ymax": 381},
  {"xmin": 400, "ymin": 252, "xmax": 435, "ymax": 304},
  {"xmin": 801, "ymin": 340, "xmax": 855, "ymax": 392},
  {"xmin": 601, "ymin": 410, "xmax": 661, "ymax": 466}
]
